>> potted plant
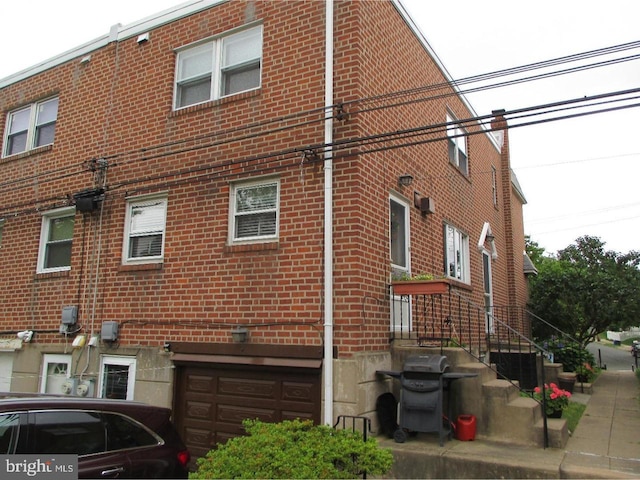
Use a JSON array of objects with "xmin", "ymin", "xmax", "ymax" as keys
[
  {"xmin": 391, "ymin": 272, "xmax": 450, "ymax": 295},
  {"xmin": 575, "ymin": 363, "xmax": 595, "ymax": 383},
  {"xmin": 532, "ymin": 383, "xmax": 572, "ymax": 418}
]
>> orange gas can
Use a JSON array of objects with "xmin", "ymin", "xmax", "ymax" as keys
[{"xmin": 456, "ymin": 414, "xmax": 476, "ymax": 441}]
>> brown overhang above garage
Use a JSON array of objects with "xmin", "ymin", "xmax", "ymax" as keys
[{"xmin": 169, "ymin": 342, "xmax": 326, "ymax": 369}]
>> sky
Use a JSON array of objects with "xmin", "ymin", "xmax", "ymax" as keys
[{"xmin": 1, "ymin": 1, "xmax": 639, "ymax": 256}]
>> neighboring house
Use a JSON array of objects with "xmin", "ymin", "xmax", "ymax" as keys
[{"xmin": 0, "ymin": 0, "xmax": 531, "ymax": 459}]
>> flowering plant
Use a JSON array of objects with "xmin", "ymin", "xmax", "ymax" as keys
[
  {"xmin": 575, "ymin": 363, "xmax": 595, "ymax": 383},
  {"xmin": 533, "ymin": 383, "xmax": 572, "ymax": 415}
]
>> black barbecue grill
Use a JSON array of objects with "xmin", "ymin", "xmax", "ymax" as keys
[{"xmin": 377, "ymin": 354, "xmax": 476, "ymax": 446}]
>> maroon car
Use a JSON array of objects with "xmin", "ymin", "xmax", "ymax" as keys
[{"xmin": 0, "ymin": 395, "xmax": 190, "ymax": 478}]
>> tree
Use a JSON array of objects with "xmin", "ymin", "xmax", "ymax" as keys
[
  {"xmin": 527, "ymin": 235, "xmax": 640, "ymax": 345},
  {"xmin": 525, "ymin": 235, "xmax": 549, "ymax": 266}
]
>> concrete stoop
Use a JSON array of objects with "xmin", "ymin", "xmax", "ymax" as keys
[
  {"xmin": 392, "ymin": 346, "xmax": 569, "ymax": 449},
  {"xmin": 474, "ymin": 370, "xmax": 568, "ymax": 448}
]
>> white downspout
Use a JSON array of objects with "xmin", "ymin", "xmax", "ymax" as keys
[{"xmin": 323, "ymin": 0, "xmax": 334, "ymax": 426}]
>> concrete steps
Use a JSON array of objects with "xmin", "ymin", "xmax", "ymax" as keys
[
  {"xmin": 471, "ymin": 365, "xmax": 568, "ymax": 448},
  {"xmin": 392, "ymin": 345, "xmax": 569, "ymax": 448}
]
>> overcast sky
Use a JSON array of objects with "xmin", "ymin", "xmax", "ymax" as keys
[{"xmin": 1, "ymin": 1, "xmax": 639, "ymax": 256}]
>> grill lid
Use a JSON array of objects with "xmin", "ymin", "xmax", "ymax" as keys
[{"xmin": 402, "ymin": 355, "xmax": 449, "ymax": 373}]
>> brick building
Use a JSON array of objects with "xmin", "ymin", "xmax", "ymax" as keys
[{"xmin": 0, "ymin": 0, "xmax": 531, "ymax": 459}]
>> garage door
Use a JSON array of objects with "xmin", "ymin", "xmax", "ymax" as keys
[{"xmin": 174, "ymin": 363, "xmax": 321, "ymax": 464}]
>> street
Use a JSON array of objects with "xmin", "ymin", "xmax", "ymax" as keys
[{"xmin": 587, "ymin": 341, "xmax": 638, "ymax": 371}]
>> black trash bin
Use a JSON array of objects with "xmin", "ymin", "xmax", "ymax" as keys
[{"xmin": 378, "ymin": 354, "xmax": 450, "ymax": 445}]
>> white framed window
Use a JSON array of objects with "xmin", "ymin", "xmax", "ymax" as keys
[
  {"xmin": 3, "ymin": 97, "xmax": 59, "ymax": 157},
  {"xmin": 229, "ymin": 178, "xmax": 279, "ymax": 243},
  {"xmin": 445, "ymin": 224, "xmax": 470, "ymax": 283},
  {"xmin": 37, "ymin": 207, "xmax": 75, "ymax": 274},
  {"xmin": 39, "ymin": 354, "xmax": 72, "ymax": 394},
  {"xmin": 491, "ymin": 166, "xmax": 498, "ymax": 206},
  {"xmin": 123, "ymin": 195, "xmax": 167, "ymax": 264},
  {"xmin": 174, "ymin": 25, "xmax": 262, "ymax": 109},
  {"xmin": 99, "ymin": 356, "xmax": 136, "ymax": 400},
  {"xmin": 446, "ymin": 113, "xmax": 468, "ymax": 175}
]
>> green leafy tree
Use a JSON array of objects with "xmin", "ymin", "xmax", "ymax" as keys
[
  {"xmin": 189, "ymin": 419, "xmax": 393, "ymax": 479},
  {"xmin": 528, "ymin": 235, "xmax": 640, "ymax": 345},
  {"xmin": 525, "ymin": 235, "xmax": 549, "ymax": 266}
]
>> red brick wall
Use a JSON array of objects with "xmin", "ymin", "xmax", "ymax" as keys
[{"xmin": 0, "ymin": 1, "xmax": 528, "ymax": 357}]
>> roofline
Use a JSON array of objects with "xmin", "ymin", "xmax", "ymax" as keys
[
  {"xmin": 511, "ymin": 169, "xmax": 527, "ymax": 204},
  {"xmin": 1, "ymin": 0, "xmax": 503, "ymax": 157},
  {"xmin": 0, "ymin": 0, "xmax": 227, "ymax": 89},
  {"xmin": 392, "ymin": 0, "xmax": 501, "ymax": 153}
]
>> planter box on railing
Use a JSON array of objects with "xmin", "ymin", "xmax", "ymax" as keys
[{"xmin": 391, "ymin": 279, "xmax": 450, "ymax": 295}]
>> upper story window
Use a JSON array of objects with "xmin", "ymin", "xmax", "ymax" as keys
[
  {"xmin": 491, "ymin": 166, "xmax": 498, "ymax": 206},
  {"xmin": 37, "ymin": 207, "xmax": 75, "ymax": 274},
  {"xmin": 446, "ymin": 113, "xmax": 468, "ymax": 175},
  {"xmin": 175, "ymin": 25, "xmax": 262, "ymax": 109},
  {"xmin": 445, "ymin": 224, "xmax": 470, "ymax": 283},
  {"xmin": 3, "ymin": 97, "xmax": 59, "ymax": 157},
  {"xmin": 123, "ymin": 195, "xmax": 167, "ymax": 264},
  {"xmin": 230, "ymin": 178, "xmax": 279, "ymax": 243}
]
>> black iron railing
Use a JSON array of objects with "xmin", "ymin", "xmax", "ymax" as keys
[{"xmin": 389, "ymin": 286, "xmax": 557, "ymax": 447}]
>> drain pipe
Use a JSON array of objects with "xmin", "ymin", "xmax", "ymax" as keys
[{"xmin": 323, "ymin": 0, "xmax": 334, "ymax": 426}]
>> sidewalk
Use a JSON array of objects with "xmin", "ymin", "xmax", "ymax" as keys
[
  {"xmin": 382, "ymin": 370, "xmax": 640, "ymax": 478},
  {"xmin": 561, "ymin": 370, "xmax": 640, "ymax": 478}
]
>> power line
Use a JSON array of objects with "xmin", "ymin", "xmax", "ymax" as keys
[
  {"xmin": 1, "ymin": 42, "xmax": 640, "ymax": 214},
  {"xmin": 4, "ymin": 38, "xmax": 638, "ymax": 196}
]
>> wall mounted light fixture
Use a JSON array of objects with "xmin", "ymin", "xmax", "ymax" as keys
[
  {"xmin": 17, "ymin": 330, "xmax": 34, "ymax": 342},
  {"xmin": 398, "ymin": 174, "xmax": 414, "ymax": 187}
]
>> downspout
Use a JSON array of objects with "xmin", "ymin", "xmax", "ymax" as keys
[{"xmin": 323, "ymin": 0, "xmax": 334, "ymax": 426}]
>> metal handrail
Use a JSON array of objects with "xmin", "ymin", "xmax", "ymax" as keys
[{"xmin": 389, "ymin": 286, "xmax": 557, "ymax": 447}]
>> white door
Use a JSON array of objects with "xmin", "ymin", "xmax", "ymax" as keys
[
  {"xmin": 390, "ymin": 194, "xmax": 411, "ymax": 332},
  {"xmin": 40, "ymin": 354, "xmax": 72, "ymax": 394},
  {"xmin": 482, "ymin": 250, "xmax": 494, "ymax": 334},
  {"xmin": 0, "ymin": 353, "xmax": 14, "ymax": 391}
]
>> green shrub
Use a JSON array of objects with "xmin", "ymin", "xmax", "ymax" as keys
[
  {"xmin": 543, "ymin": 338, "xmax": 595, "ymax": 373},
  {"xmin": 189, "ymin": 419, "xmax": 393, "ymax": 479}
]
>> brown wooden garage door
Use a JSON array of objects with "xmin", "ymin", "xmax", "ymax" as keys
[{"xmin": 174, "ymin": 363, "xmax": 321, "ymax": 463}]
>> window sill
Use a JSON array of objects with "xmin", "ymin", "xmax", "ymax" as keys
[
  {"xmin": 447, "ymin": 278, "xmax": 472, "ymax": 291},
  {"xmin": 224, "ymin": 241, "xmax": 279, "ymax": 254},
  {"xmin": 1, "ymin": 144, "xmax": 53, "ymax": 163},
  {"xmin": 170, "ymin": 89, "xmax": 261, "ymax": 117},
  {"xmin": 118, "ymin": 263, "xmax": 164, "ymax": 273},
  {"xmin": 36, "ymin": 269, "xmax": 70, "ymax": 279}
]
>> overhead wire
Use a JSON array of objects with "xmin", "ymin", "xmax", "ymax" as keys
[
  {"xmin": 1, "ymin": 41, "xmax": 640, "ymax": 216},
  {"xmin": 3, "ymin": 38, "xmax": 639, "ymax": 196},
  {"xmin": 1, "ymin": 87, "xmax": 639, "ymax": 218}
]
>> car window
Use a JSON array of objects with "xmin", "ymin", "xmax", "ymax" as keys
[
  {"xmin": 103, "ymin": 413, "xmax": 159, "ymax": 451},
  {"xmin": 0, "ymin": 413, "xmax": 20, "ymax": 454},
  {"xmin": 32, "ymin": 411, "xmax": 106, "ymax": 455}
]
